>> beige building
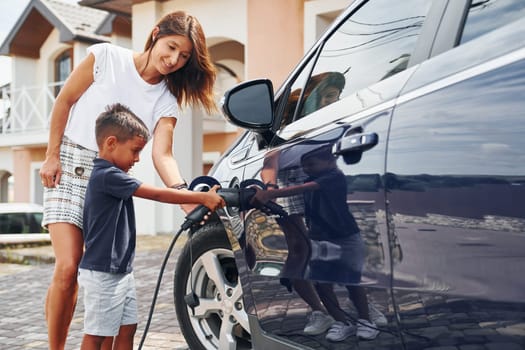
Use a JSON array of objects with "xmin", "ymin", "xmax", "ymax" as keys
[{"xmin": 0, "ymin": 0, "xmax": 348, "ymax": 234}]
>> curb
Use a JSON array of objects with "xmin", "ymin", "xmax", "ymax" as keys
[
  {"xmin": 0, "ymin": 241, "xmax": 55, "ymax": 265},
  {"xmin": 0, "ymin": 234, "xmax": 188, "ymax": 266},
  {"xmin": 0, "ymin": 249, "xmax": 55, "ymax": 265}
]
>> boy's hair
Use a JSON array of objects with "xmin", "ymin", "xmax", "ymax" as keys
[{"xmin": 95, "ymin": 103, "xmax": 150, "ymax": 147}]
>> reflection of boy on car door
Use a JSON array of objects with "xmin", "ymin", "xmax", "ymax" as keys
[
  {"xmin": 254, "ymin": 145, "xmax": 381, "ymax": 341},
  {"xmin": 256, "ymin": 71, "xmax": 382, "ymax": 341}
]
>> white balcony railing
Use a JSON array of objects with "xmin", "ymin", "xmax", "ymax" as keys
[
  {"xmin": 1, "ymin": 82, "xmax": 64, "ymax": 135},
  {"xmin": 0, "ymin": 81, "xmax": 236, "ymax": 139}
]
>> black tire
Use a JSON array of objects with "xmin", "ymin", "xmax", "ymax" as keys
[{"xmin": 174, "ymin": 223, "xmax": 252, "ymax": 350}]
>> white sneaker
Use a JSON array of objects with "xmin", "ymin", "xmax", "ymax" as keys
[
  {"xmin": 368, "ymin": 302, "xmax": 387, "ymax": 326},
  {"xmin": 303, "ymin": 311, "xmax": 335, "ymax": 335},
  {"xmin": 357, "ymin": 318, "xmax": 379, "ymax": 340},
  {"xmin": 325, "ymin": 321, "xmax": 355, "ymax": 342}
]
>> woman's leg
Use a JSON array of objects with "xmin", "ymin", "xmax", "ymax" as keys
[
  {"xmin": 293, "ymin": 279, "xmax": 326, "ymax": 312},
  {"xmin": 346, "ymin": 285, "xmax": 370, "ymax": 321},
  {"xmin": 315, "ymin": 283, "xmax": 347, "ymax": 322},
  {"xmin": 46, "ymin": 222, "xmax": 84, "ymax": 350}
]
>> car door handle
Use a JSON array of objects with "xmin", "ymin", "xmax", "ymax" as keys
[
  {"xmin": 332, "ymin": 132, "xmax": 379, "ymax": 164},
  {"xmin": 333, "ymin": 132, "xmax": 378, "ymax": 155},
  {"xmin": 333, "ymin": 132, "xmax": 378, "ymax": 164}
]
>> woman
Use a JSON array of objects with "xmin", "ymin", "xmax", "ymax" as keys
[{"xmin": 39, "ymin": 11, "xmax": 216, "ymax": 349}]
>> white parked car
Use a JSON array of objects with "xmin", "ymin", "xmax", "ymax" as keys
[{"xmin": 0, "ymin": 203, "xmax": 49, "ymax": 244}]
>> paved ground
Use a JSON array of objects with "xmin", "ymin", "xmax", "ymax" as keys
[
  {"xmin": 2, "ymin": 234, "xmax": 525, "ymax": 350},
  {"xmin": 0, "ymin": 234, "xmax": 189, "ymax": 350}
]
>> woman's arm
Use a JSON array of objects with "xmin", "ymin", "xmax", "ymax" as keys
[
  {"xmin": 40, "ymin": 54, "xmax": 95, "ymax": 188},
  {"xmin": 151, "ymin": 117, "xmax": 185, "ymax": 187},
  {"xmin": 152, "ymin": 117, "xmax": 199, "ymax": 213}
]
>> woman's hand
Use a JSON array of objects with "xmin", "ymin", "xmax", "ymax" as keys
[{"xmin": 39, "ymin": 155, "xmax": 62, "ymax": 188}]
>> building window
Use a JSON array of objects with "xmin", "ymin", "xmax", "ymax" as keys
[{"xmin": 54, "ymin": 49, "xmax": 72, "ymax": 96}]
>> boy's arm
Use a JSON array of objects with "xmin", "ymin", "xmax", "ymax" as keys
[
  {"xmin": 133, "ymin": 183, "xmax": 225, "ymax": 211},
  {"xmin": 251, "ymin": 181, "xmax": 319, "ymax": 207}
]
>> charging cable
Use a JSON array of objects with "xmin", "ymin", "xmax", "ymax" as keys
[{"xmin": 137, "ymin": 211, "xmax": 203, "ymax": 349}]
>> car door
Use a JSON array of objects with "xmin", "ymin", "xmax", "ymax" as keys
[
  {"xmin": 237, "ymin": 0, "xmax": 442, "ymax": 348},
  {"xmin": 387, "ymin": 1, "xmax": 525, "ymax": 348}
]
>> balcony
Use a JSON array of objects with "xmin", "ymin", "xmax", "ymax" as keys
[{"xmin": 0, "ymin": 82, "xmax": 61, "ymax": 147}]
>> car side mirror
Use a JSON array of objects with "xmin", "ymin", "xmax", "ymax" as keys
[{"xmin": 221, "ymin": 79, "xmax": 275, "ymax": 131}]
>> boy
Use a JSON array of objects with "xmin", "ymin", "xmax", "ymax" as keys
[{"xmin": 78, "ymin": 103, "xmax": 224, "ymax": 350}]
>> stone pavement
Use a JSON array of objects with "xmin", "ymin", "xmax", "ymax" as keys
[
  {"xmin": 3, "ymin": 233, "xmax": 525, "ymax": 350},
  {"xmin": 0, "ymin": 234, "xmax": 190, "ymax": 350}
]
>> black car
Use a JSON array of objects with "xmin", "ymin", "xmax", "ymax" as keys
[{"xmin": 173, "ymin": 0, "xmax": 525, "ymax": 349}]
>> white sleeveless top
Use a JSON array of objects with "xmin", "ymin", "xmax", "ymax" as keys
[{"xmin": 64, "ymin": 43, "xmax": 179, "ymax": 151}]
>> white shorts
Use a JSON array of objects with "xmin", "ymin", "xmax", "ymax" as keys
[
  {"xmin": 78, "ymin": 269, "xmax": 138, "ymax": 337},
  {"xmin": 42, "ymin": 137, "xmax": 97, "ymax": 230}
]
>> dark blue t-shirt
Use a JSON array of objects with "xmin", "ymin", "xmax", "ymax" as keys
[
  {"xmin": 80, "ymin": 158, "xmax": 142, "ymax": 274},
  {"xmin": 304, "ymin": 167, "xmax": 360, "ymax": 241}
]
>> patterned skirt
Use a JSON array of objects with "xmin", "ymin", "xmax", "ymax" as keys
[{"xmin": 42, "ymin": 137, "xmax": 97, "ymax": 230}]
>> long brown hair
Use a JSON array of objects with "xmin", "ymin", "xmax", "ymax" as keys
[{"xmin": 144, "ymin": 11, "xmax": 217, "ymax": 114}]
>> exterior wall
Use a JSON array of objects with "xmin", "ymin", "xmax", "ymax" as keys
[
  {"xmin": 246, "ymin": 0, "xmax": 304, "ymax": 88},
  {"xmin": 0, "ymin": 151, "xmax": 13, "ymax": 175},
  {"xmin": 12, "ymin": 147, "xmax": 45, "ymax": 202},
  {"xmin": 132, "ymin": 1, "xmax": 163, "ymax": 51},
  {"xmin": 11, "ymin": 57, "xmax": 38, "ymax": 90},
  {"xmin": 111, "ymin": 34, "xmax": 131, "ymax": 48},
  {"xmin": 41, "ymin": 30, "xmax": 68, "ymax": 82},
  {"xmin": 0, "ymin": 151, "xmax": 13, "ymax": 202},
  {"xmin": 162, "ymin": 0, "xmax": 247, "ymax": 45},
  {"xmin": 204, "ymin": 132, "xmax": 240, "ymax": 154},
  {"xmin": 72, "ymin": 42, "xmax": 94, "ymax": 68},
  {"xmin": 304, "ymin": 0, "xmax": 349, "ymax": 50}
]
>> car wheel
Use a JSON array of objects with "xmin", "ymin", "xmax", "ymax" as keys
[{"xmin": 174, "ymin": 223, "xmax": 252, "ymax": 350}]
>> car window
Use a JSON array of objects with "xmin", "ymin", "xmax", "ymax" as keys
[
  {"xmin": 278, "ymin": 58, "xmax": 316, "ymax": 128},
  {"xmin": 280, "ymin": 0, "xmax": 433, "ymax": 126},
  {"xmin": 460, "ymin": 0, "xmax": 525, "ymax": 45}
]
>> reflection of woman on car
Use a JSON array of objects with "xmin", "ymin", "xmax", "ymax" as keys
[
  {"xmin": 302, "ymin": 71, "xmax": 345, "ymax": 115},
  {"xmin": 281, "ymin": 71, "xmax": 345, "ymax": 126}
]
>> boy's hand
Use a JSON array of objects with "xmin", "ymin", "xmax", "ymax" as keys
[
  {"xmin": 203, "ymin": 185, "xmax": 226, "ymax": 212},
  {"xmin": 179, "ymin": 185, "xmax": 224, "ymax": 214}
]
